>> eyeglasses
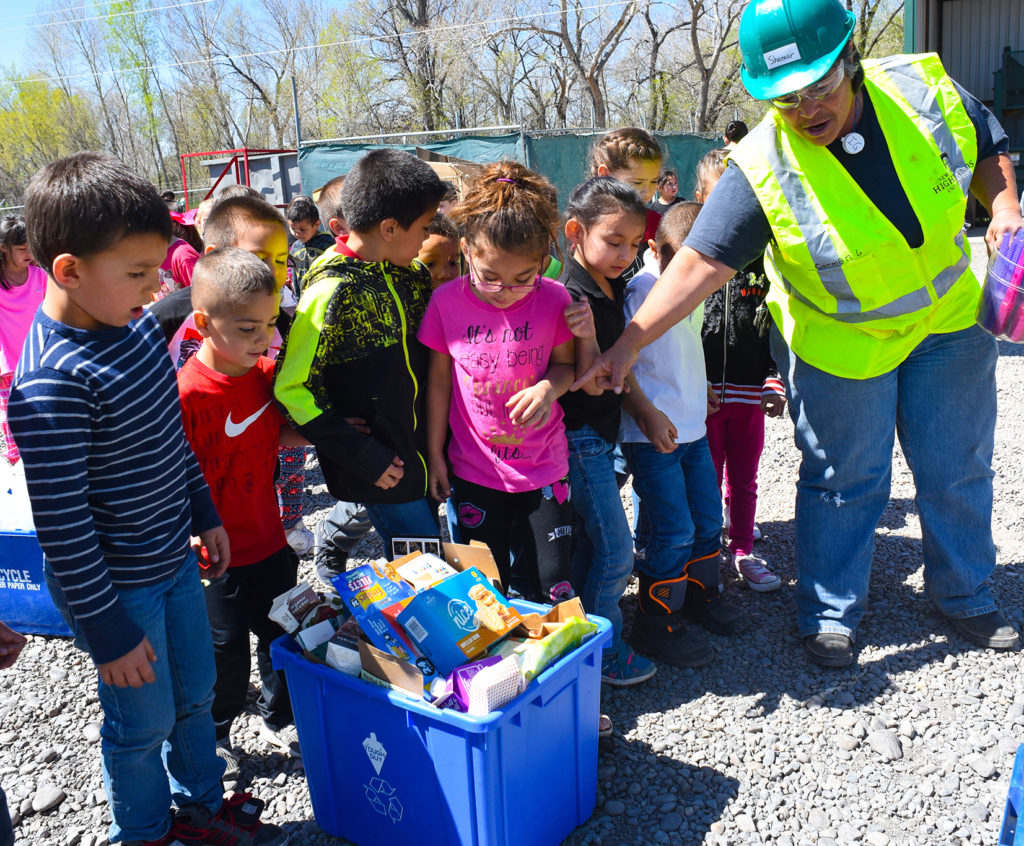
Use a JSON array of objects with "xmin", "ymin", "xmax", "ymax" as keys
[
  {"xmin": 770, "ymin": 61, "xmax": 846, "ymax": 110},
  {"xmin": 466, "ymin": 256, "xmax": 541, "ymax": 293}
]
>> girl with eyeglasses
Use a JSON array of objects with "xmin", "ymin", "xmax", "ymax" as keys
[{"xmin": 418, "ymin": 161, "xmax": 593, "ymax": 604}]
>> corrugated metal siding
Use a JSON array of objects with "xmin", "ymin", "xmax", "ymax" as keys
[{"xmin": 940, "ymin": 0, "xmax": 1024, "ymax": 101}]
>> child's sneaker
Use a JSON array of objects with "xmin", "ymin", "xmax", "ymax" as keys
[
  {"xmin": 260, "ymin": 721, "xmax": 301, "ymax": 757},
  {"xmin": 173, "ymin": 793, "xmax": 289, "ymax": 845},
  {"xmin": 733, "ymin": 553, "xmax": 781, "ymax": 593},
  {"xmin": 600, "ymin": 640, "xmax": 657, "ymax": 686},
  {"xmin": 216, "ymin": 738, "xmax": 241, "ymax": 790}
]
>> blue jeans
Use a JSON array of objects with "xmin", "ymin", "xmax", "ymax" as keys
[
  {"xmin": 770, "ymin": 324, "xmax": 999, "ymax": 639},
  {"xmin": 567, "ymin": 426, "xmax": 633, "ymax": 651},
  {"xmin": 364, "ymin": 496, "xmax": 440, "ymax": 560},
  {"xmin": 46, "ymin": 554, "xmax": 224, "ymax": 843},
  {"xmin": 622, "ymin": 438, "xmax": 723, "ymax": 582}
]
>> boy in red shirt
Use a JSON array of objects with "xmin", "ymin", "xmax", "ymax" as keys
[{"xmin": 177, "ymin": 247, "xmax": 307, "ymax": 780}]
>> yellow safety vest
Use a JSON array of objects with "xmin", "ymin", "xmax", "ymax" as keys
[{"xmin": 729, "ymin": 53, "xmax": 980, "ymax": 378}]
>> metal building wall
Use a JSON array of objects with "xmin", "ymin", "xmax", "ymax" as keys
[{"xmin": 939, "ymin": 0, "xmax": 1024, "ymax": 101}]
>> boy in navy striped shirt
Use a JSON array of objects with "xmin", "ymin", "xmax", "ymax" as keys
[{"xmin": 7, "ymin": 153, "xmax": 286, "ymax": 846}]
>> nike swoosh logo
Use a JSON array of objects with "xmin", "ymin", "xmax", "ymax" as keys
[{"xmin": 224, "ymin": 401, "xmax": 272, "ymax": 438}]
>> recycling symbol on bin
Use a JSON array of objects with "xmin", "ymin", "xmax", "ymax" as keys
[{"xmin": 364, "ymin": 776, "xmax": 404, "ymax": 823}]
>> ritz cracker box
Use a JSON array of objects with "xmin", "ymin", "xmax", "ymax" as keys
[{"xmin": 397, "ymin": 568, "xmax": 524, "ymax": 676}]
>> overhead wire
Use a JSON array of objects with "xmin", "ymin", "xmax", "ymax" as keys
[
  {"xmin": 21, "ymin": 0, "xmax": 635, "ymax": 86},
  {"xmin": 0, "ymin": 0, "xmax": 215, "ymax": 33}
]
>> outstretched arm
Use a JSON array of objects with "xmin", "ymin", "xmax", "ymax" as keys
[{"xmin": 572, "ymin": 247, "xmax": 735, "ymax": 395}]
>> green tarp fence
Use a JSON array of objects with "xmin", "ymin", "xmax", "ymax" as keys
[{"xmin": 298, "ymin": 131, "xmax": 721, "ymax": 209}]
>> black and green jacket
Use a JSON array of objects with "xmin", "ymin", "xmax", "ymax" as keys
[{"xmin": 274, "ymin": 248, "xmax": 432, "ymax": 504}]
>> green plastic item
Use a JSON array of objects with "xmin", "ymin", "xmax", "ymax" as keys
[
  {"xmin": 517, "ymin": 616, "xmax": 598, "ymax": 683},
  {"xmin": 739, "ymin": 0, "xmax": 855, "ymax": 101}
]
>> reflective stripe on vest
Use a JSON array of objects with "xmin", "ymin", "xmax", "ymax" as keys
[
  {"xmin": 754, "ymin": 57, "xmax": 972, "ymax": 324},
  {"xmin": 727, "ymin": 53, "xmax": 981, "ymax": 378}
]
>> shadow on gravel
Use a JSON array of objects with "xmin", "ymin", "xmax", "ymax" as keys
[
  {"xmin": 565, "ymin": 748, "xmax": 739, "ymax": 846},
  {"xmin": 602, "ymin": 515, "xmax": 1014, "ymax": 738}
]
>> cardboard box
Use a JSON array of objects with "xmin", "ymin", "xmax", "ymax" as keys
[
  {"xmin": 334, "ymin": 563, "xmax": 418, "ymax": 662},
  {"xmin": 397, "ymin": 568, "xmax": 523, "ymax": 675}
]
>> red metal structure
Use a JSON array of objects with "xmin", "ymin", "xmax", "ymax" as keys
[{"xmin": 179, "ymin": 147, "xmax": 296, "ymax": 210}]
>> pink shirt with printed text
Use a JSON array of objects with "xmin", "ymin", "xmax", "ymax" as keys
[{"xmin": 418, "ymin": 276, "xmax": 574, "ymax": 493}]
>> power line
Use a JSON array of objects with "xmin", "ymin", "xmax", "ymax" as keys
[
  {"xmin": 0, "ymin": 0, "xmax": 215, "ymax": 33},
  {"xmin": 21, "ymin": 0, "xmax": 634, "ymax": 86}
]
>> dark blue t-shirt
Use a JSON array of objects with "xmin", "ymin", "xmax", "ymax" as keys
[{"xmin": 684, "ymin": 80, "xmax": 1009, "ymax": 271}]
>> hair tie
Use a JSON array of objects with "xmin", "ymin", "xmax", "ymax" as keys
[{"xmin": 496, "ymin": 178, "xmax": 515, "ymax": 184}]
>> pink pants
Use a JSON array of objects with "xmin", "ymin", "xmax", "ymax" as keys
[{"xmin": 706, "ymin": 402, "xmax": 765, "ymax": 556}]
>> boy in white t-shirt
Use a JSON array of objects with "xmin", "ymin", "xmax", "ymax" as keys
[{"xmin": 621, "ymin": 202, "xmax": 749, "ymax": 669}]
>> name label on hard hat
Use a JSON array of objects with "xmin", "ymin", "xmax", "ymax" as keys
[{"xmin": 764, "ymin": 44, "xmax": 802, "ymax": 68}]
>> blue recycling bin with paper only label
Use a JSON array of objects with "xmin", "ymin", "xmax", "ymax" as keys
[
  {"xmin": 271, "ymin": 600, "xmax": 610, "ymax": 846},
  {"xmin": 0, "ymin": 531, "xmax": 72, "ymax": 637}
]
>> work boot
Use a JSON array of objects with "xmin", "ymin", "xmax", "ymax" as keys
[
  {"xmin": 629, "ymin": 574, "xmax": 714, "ymax": 668},
  {"xmin": 681, "ymin": 550, "xmax": 750, "ymax": 636}
]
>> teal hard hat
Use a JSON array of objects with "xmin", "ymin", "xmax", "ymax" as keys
[{"xmin": 739, "ymin": 0, "xmax": 856, "ymax": 101}]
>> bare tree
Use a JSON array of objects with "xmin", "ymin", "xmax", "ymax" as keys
[{"xmin": 523, "ymin": 0, "xmax": 641, "ymax": 128}]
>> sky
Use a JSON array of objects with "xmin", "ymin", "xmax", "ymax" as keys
[{"xmin": 0, "ymin": 0, "xmax": 262, "ymax": 77}]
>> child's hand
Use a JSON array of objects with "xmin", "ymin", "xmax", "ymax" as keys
[
  {"xmin": 761, "ymin": 394, "xmax": 786, "ymax": 418},
  {"xmin": 343, "ymin": 416, "xmax": 371, "ymax": 435},
  {"xmin": 0, "ymin": 621, "xmax": 27, "ymax": 670},
  {"xmin": 98, "ymin": 637, "xmax": 157, "ymax": 688},
  {"xmin": 375, "ymin": 456, "xmax": 405, "ymax": 489},
  {"xmin": 192, "ymin": 525, "xmax": 231, "ymax": 578},
  {"xmin": 428, "ymin": 455, "xmax": 451, "ymax": 502},
  {"xmin": 637, "ymin": 407, "xmax": 678, "ymax": 454},
  {"xmin": 507, "ymin": 384, "xmax": 555, "ymax": 428},
  {"xmin": 564, "ymin": 297, "xmax": 596, "ymax": 340},
  {"xmin": 706, "ymin": 385, "xmax": 721, "ymax": 416}
]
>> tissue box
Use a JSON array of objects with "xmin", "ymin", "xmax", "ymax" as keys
[{"xmin": 397, "ymin": 568, "xmax": 522, "ymax": 675}]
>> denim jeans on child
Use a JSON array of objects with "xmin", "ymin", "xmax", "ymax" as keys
[
  {"xmin": 567, "ymin": 426, "xmax": 633, "ymax": 651},
  {"xmin": 46, "ymin": 552, "xmax": 225, "ymax": 843},
  {"xmin": 364, "ymin": 496, "xmax": 440, "ymax": 559},
  {"xmin": 770, "ymin": 323, "xmax": 999, "ymax": 639},
  {"xmin": 706, "ymin": 402, "xmax": 766, "ymax": 556},
  {"xmin": 622, "ymin": 438, "xmax": 723, "ymax": 583}
]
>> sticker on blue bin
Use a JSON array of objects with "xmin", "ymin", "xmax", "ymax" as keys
[
  {"xmin": 363, "ymin": 732, "xmax": 387, "ymax": 775},
  {"xmin": 364, "ymin": 777, "xmax": 403, "ymax": 823}
]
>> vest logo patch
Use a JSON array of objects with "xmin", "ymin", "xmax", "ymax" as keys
[{"xmin": 764, "ymin": 44, "xmax": 801, "ymax": 69}]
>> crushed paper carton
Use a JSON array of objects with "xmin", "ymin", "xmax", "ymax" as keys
[
  {"xmin": 357, "ymin": 641, "xmax": 425, "ymax": 697},
  {"xmin": 516, "ymin": 597, "xmax": 587, "ymax": 638},
  {"xmin": 269, "ymin": 582, "xmax": 321, "ymax": 633},
  {"xmin": 395, "ymin": 553, "xmax": 457, "ymax": 591},
  {"xmin": 397, "ymin": 568, "xmax": 523, "ymax": 675}
]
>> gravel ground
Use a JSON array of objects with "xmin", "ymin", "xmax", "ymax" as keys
[{"xmin": 3, "ymin": 233, "xmax": 1023, "ymax": 846}]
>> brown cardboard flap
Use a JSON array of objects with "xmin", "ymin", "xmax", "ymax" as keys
[
  {"xmin": 357, "ymin": 641, "xmax": 424, "ymax": 696},
  {"xmin": 442, "ymin": 541, "xmax": 503, "ymax": 589},
  {"xmin": 516, "ymin": 597, "xmax": 587, "ymax": 638}
]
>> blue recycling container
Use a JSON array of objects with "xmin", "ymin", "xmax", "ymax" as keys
[
  {"xmin": 1000, "ymin": 744, "xmax": 1024, "ymax": 846},
  {"xmin": 271, "ymin": 600, "xmax": 610, "ymax": 846},
  {"xmin": 0, "ymin": 531, "xmax": 72, "ymax": 637}
]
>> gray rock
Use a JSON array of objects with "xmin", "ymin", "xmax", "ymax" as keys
[
  {"xmin": 32, "ymin": 783, "xmax": 66, "ymax": 813},
  {"xmin": 82, "ymin": 724, "xmax": 101, "ymax": 744},
  {"xmin": 659, "ymin": 813, "xmax": 681, "ymax": 832},
  {"xmin": 866, "ymin": 730, "xmax": 903, "ymax": 761},
  {"xmin": 968, "ymin": 755, "xmax": 996, "ymax": 779},
  {"xmin": 603, "ymin": 799, "xmax": 625, "ymax": 816}
]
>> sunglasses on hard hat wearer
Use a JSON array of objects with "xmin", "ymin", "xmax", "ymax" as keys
[{"xmin": 770, "ymin": 60, "xmax": 846, "ymax": 110}]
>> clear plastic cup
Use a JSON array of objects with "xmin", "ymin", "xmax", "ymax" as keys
[{"xmin": 977, "ymin": 241, "xmax": 1024, "ymax": 342}]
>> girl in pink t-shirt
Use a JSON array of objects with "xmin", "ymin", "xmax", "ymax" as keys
[
  {"xmin": 418, "ymin": 162, "xmax": 595, "ymax": 602},
  {"xmin": 0, "ymin": 214, "xmax": 47, "ymax": 464}
]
